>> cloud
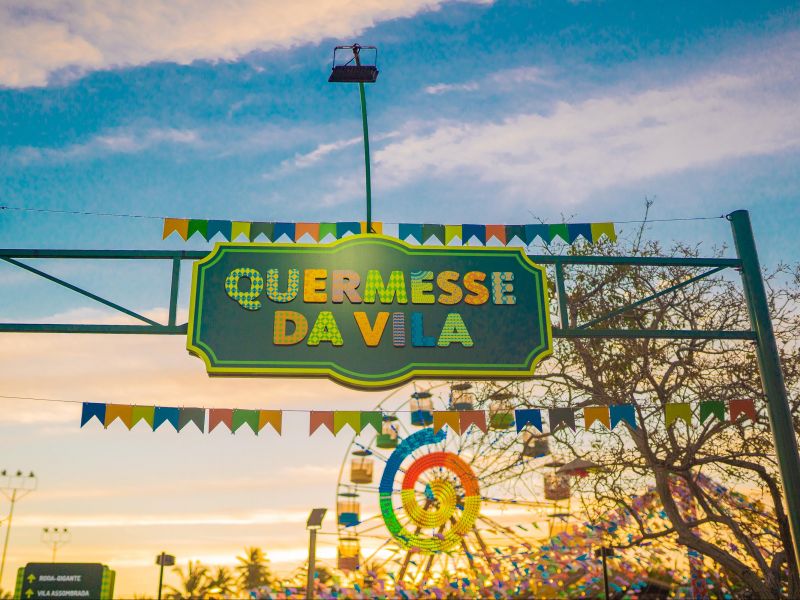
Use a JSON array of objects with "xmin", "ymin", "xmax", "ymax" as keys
[
  {"xmin": 375, "ymin": 38, "xmax": 800, "ymax": 204},
  {"xmin": 0, "ymin": 0, "xmax": 491, "ymax": 87},
  {"xmin": 10, "ymin": 127, "xmax": 201, "ymax": 164},
  {"xmin": 423, "ymin": 66, "xmax": 545, "ymax": 94}
]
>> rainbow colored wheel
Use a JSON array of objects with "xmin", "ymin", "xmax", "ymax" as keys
[{"xmin": 379, "ymin": 428, "xmax": 481, "ymax": 553}]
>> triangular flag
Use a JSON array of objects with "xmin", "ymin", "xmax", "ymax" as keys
[
  {"xmin": 462, "ymin": 224, "xmax": 486, "ymax": 244},
  {"xmin": 273, "ymin": 222, "xmax": 296, "ymax": 242},
  {"xmin": 515, "ymin": 409, "xmax": 543, "ymax": 433},
  {"xmin": 250, "ymin": 222, "xmax": 275, "ymax": 241},
  {"xmin": 258, "ymin": 410, "xmax": 282, "ymax": 434},
  {"xmin": 318, "ymin": 223, "xmax": 337, "ymax": 241},
  {"xmin": 729, "ymin": 399, "xmax": 756, "ymax": 422},
  {"xmin": 80, "ymin": 402, "xmax": 106, "ymax": 427},
  {"xmin": 336, "ymin": 222, "xmax": 360, "ymax": 238},
  {"xmin": 206, "ymin": 220, "xmax": 232, "ymax": 241},
  {"xmin": 444, "ymin": 225, "xmax": 462, "ymax": 245},
  {"xmin": 549, "ymin": 224, "xmax": 569, "ymax": 243},
  {"xmin": 360, "ymin": 221, "xmax": 383, "ymax": 234},
  {"xmin": 360, "ymin": 411, "xmax": 383, "ymax": 433},
  {"xmin": 665, "ymin": 403, "xmax": 692, "ymax": 427},
  {"xmin": 699, "ymin": 401, "xmax": 725, "ymax": 423},
  {"xmin": 130, "ymin": 406, "xmax": 155, "ymax": 429},
  {"xmin": 433, "ymin": 411, "xmax": 460, "ymax": 433},
  {"xmin": 524, "ymin": 224, "xmax": 552, "ymax": 244},
  {"xmin": 421, "ymin": 224, "xmax": 445, "ymax": 244},
  {"xmin": 590, "ymin": 222, "xmax": 617, "ymax": 242},
  {"xmin": 584, "ymin": 406, "xmax": 610, "ymax": 429},
  {"xmin": 459, "ymin": 411, "xmax": 487, "ymax": 433},
  {"xmin": 153, "ymin": 407, "xmax": 180, "ymax": 431},
  {"xmin": 209, "ymin": 408, "xmax": 234, "ymax": 433},
  {"xmin": 485, "ymin": 225, "xmax": 506, "ymax": 245},
  {"xmin": 310, "ymin": 411, "xmax": 334, "ymax": 435},
  {"xmin": 178, "ymin": 407, "xmax": 205, "ymax": 432},
  {"xmin": 104, "ymin": 404, "xmax": 132, "ymax": 428},
  {"xmin": 505, "ymin": 225, "xmax": 525, "ymax": 245},
  {"xmin": 162, "ymin": 218, "xmax": 189, "ymax": 240},
  {"xmin": 231, "ymin": 221, "xmax": 251, "ymax": 241},
  {"xmin": 567, "ymin": 223, "xmax": 592, "ymax": 243},
  {"xmin": 609, "ymin": 405, "xmax": 637, "ymax": 429},
  {"xmin": 334, "ymin": 411, "xmax": 362, "ymax": 434},
  {"xmin": 398, "ymin": 223, "xmax": 423, "ymax": 243},
  {"xmin": 187, "ymin": 219, "xmax": 208, "ymax": 240},
  {"xmin": 548, "ymin": 408, "xmax": 575, "ymax": 431},
  {"xmin": 296, "ymin": 222, "xmax": 320, "ymax": 241},
  {"xmin": 232, "ymin": 409, "xmax": 260, "ymax": 433}
]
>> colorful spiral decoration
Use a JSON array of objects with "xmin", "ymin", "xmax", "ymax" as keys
[{"xmin": 379, "ymin": 428, "xmax": 481, "ymax": 552}]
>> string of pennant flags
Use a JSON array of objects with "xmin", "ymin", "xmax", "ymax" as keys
[
  {"xmin": 79, "ymin": 398, "xmax": 756, "ymax": 435},
  {"xmin": 162, "ymin": 219, "xmax": 617, "ymax": 246}
]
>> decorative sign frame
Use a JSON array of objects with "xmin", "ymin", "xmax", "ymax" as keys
[{"xmin": 187, "ymin": 235, "xmax": 552, "ymax": 389}]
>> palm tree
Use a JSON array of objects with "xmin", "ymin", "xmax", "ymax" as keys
[
  {"xmin": 204, "ymin": 566, "xmax": 236, "ymax": 598},
  {"xmin": 165, "ymin": 560, "xmax": 210, "ymax": 599},
  {"xmin": 235, "ymin": 547, "xmax": 272, "ymax": 593}
]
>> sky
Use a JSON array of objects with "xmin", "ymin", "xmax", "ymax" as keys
[{"xmin": 1, "ymin": 0, "xmax": 800, "ymax": 596}]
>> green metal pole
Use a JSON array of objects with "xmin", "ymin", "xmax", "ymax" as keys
[
  {"xmin": 729, "ymin": 209, "xmax": 800, "ymax": 576},
  {"xmin": 358, "ymin": 81, "xmax": 372, "ymax": 233},
  {"xmin": 157, "ymin": 554, "xmax": 165, "ymax": 600}
]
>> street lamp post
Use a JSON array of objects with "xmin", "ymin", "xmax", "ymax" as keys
[
  {"xmin": 305, "ymin": 508, "xmax": 327, "ymax": 600},
  {"xmin": 41, "ymin": 527, "xmax": 71, "ymax": 562},
  {"xmin": 328, "ymin": 44, "xmax": 379, "ymax": 233},
  {"xmin": 595, "ymin": 546, "xmax": 615, "ymax": 600},
  {"xmin": 0, "ymin": 470, "xmax": 37, "ymax": 586},
  {"xmin": 155, "ymin": 552, "xmax": 175, "ymax": 600}
]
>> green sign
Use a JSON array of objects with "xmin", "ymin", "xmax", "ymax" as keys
[
  {"xmin": 187, "ymin": 235, "xmax": 552, "ymax": 389},
  {"xmin": 15, "ymin": 563, "xmax": 115, "ymax": 599}
]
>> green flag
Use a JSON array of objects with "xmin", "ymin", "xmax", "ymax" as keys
[
  {"xmin": 699, "ymin": 401, "xmax": 725, "ymax": 423},
  {"xmin": 232, "ymin": 409, "xmax": 260, "ymax": 434},
  {"xmin": 334, "ymin": 411, "xmax": 361, "ymax": 435},
  {"xmin": 664, "ymin": 403, "xmax": 692, "ymax": 427}
]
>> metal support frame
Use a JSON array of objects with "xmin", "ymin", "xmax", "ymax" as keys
[{"xmin": 0, "ymin": 208, "xmax": 797, "ymax": 575}]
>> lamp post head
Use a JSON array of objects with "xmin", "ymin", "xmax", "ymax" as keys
[
  {"xmin": 307, "ymin": 508, "xmax": 327, "ymax": 530},
  {"xmin": 328, "ymin": 44, "xmax": 378, "ymax": 83}
]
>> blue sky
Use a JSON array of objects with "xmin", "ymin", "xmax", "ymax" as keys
[{"xmin": 1, "ymin": 0, "xmax": 799, "ymax": 595}]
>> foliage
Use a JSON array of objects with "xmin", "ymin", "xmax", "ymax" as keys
[
  {"xmin": 235, "ymin": 546, "xmax": 273, "ymax": 592},
  {"xmin": 466, "ymin": 209, "xmax": 800, "ymax": 598},
  {"xmin": 165, "ymin": 560, "xmax": 210, "ymax": 599}
]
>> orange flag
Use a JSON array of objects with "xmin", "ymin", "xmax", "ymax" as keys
[
  {"xmin": 258, "ymin": 410, "xmax": 282, "ymax": 434},
  {"xmin": 104, "ymin": 404, "xmax": 133, "ymax": 429},
  {"xmin": 459, "ymin": 411, "xmax": 487, "ymax": 433},
  {"xmin": 162, "ymin": 218, "xmax": 189, "ymax": 240},
  {"xmin": 433, "ymin": 411, "xmax": 460, "ymax": 433},
  {"xmin": 584, "ymin": 406, "xmax": 610, "ymax": 429}
]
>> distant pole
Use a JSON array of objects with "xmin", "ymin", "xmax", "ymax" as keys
[
  {"xmin": 353, "ymin": 46, "xmax": 373, "ymax": 233},
  {"xmin": 0, "ymin": 488, "xmax": 17, "ymax": 585},
  {"xmin": 0, "ymin": 471, "xmax": 37, "ymax": 586},
  {"xmin": 306, "ymin": 527, "xmax": 317, "ymax": 600},
  {"xmin": 729, "ymin": 209, "xmax": 800, "ymax": 578},
  {"xmin": 595, "ymin": 546, "xmax": 613, "ymax": 600}
]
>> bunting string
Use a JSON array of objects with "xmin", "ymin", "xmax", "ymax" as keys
[
  {"xmin": 161, "ymin": 219, "xmax": 618, "ymax": 246},
  {"xmin": 75, "ymin": 399, "xmax": 756, "ymax": 435},
  {"xmin": 0, "ymin": 394, "xmax": 757, "ymax": 435}
]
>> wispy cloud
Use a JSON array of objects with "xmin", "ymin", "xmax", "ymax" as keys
[
  {"xmin": 0, "ymin": 0, "xmax": 492, "ymax": 87},
  {"xmin": 423, "ymin": 66, "xmax": 545, "ymax": 94},
  {"xmin": 378, "ymin": 37, "xmax": 800, "ymax": 203},
  {"xmin": 11, "ymin": 127, "xmax": 201, "ymax": 164}
]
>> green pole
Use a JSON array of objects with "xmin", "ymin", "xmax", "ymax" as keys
[
  {"xmin": 729, "ymin": 209, "xmax": 800, "ymax": 576},
  {"xmin": 157, "ymin": 553, "xmax": 165, "ymax": 600},
  {"xmin": 0, "ymin": 488, "xmax": 16, "ymax": 587},
  {"xmin": 358, "ymin": 81, "xmax": 372, "ymax": 233}
]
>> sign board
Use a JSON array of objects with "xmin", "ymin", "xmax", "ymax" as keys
[
  {"xmin": 15, "ymin": 563, "xmax": 114, "ymax": 599},
  {"xmin": 187, "ymin": 236, "xmax": 552, "ymax": 389}
]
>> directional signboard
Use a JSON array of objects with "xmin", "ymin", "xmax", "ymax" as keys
[
  {"xmin": 15, "ymin": 563, "xmax": 114, "ymax": 600},
  {"xmin": 187, "ymin": 236, "xmax": 552, "ymax": 389}
]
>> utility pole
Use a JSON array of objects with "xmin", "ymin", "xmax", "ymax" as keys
[
  {"xmin": 595, "ymin": 546, "xmax": 614, "ymax": 600},
  {"xmin": 41, "ymin": 527, "xmax": 71, "ymax": 562},
  {"xmin": 729, "ymin": 209, "xmax": 800, "ymax": 578},
  {"xmin": 0, "ymin": 470, "xmax": 37, "ymax": 586},
  {"xmin": 305, "ymin": 508, "xmax": 327, "ymax": 600}
]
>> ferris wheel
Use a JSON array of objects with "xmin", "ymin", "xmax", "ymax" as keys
[{"xmin": 334, "ymin": 382, "xmax": 578, "ymax": 592}]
